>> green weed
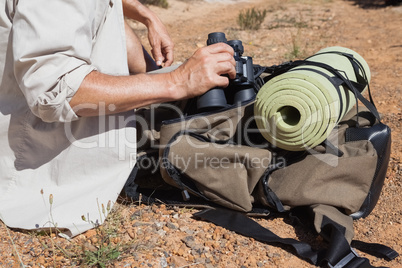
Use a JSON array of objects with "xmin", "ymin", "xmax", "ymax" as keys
[
  {"xmin": 80, "ymin": 201, "xmax": 124, "ymax": 267},
  {"xmin": 83, "ymin": 237, "xmax": 121, "ymax": 268},
  {"xmin": 284, "ymin": 29, "xmax": 307, "ymax": 60},
  {"xmin": 237, "ymin": 8, "xmax": 267, "ymax": 30},
  {"xmin": 139, "ymin": 0, "xmax": 169, "ymax": 9}
]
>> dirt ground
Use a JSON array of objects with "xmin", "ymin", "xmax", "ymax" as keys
[{"xmin": 1, "ymin": 0, "xmax": 401, "ymax": 267}]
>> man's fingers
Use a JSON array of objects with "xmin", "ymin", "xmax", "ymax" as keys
[
  {"xmin": 209, "ymin": 48, "xmax": 236, "ymax": 80},
  {"xmin": 202, "ymin": 43, "xmax": 236, "ymax": 78},
  {"xmin": 163, "ymin": 46, "xmax": 174, "ymax": 67},
  {"xmin": 214, "ymin": 61, "xmax": 236, "ymax": 84},
  {"xmin": 211, "ymin": 51, "xmax": 235, "ymax": 65},
  {"xmin": 214, "ymin": 75, "xmax": 231, "ymax": 88},
  {"xmin": 151, "ymin": 44, "xmax": 163, "ymax": 66},
  {"xmin": 225, "ymin": 62, "xmax": 237, "ymax": 80},
  {"xmin": 205, "ymin": 42, "xmax": 234, "ymax": 56}
]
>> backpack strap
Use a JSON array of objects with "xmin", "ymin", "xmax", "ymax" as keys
[
  {"xmin": 194, "ymin": 207, "xmax": 399, "ymax": 268},
  {"xmin": 262, "ymin": 52, "xmax": 381, "ymax": 124},
  {"xmin": 194, "ymin": 207, "xmax": 320, "ymax": 264}
]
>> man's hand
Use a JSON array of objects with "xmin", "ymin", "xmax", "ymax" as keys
[
  {"xmin": 147, "ymin": 18, "xmax": 174, "ymax": 67},
  {"xmin": 170, "ymin": 43, "xmax": 236, "ymax": 99},
  {"xmin": 122, "ymin": 0, "xmax": 174, "ymax": 67}
]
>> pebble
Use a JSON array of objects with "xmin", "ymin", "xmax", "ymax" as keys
[
  {"xmin": 83, "ymin": 242, "xmax": 97, "ymax": 252},
  {"xmin": 170, "ymin": 255, "xmax": 189, "ymax": 267},
  {"xmin": 153, "ymin": 221, "xmax": 165, "ymax": 230},
  {"xmin": 127, "ymin": 229, "xmax": 136, "ymax": 239},
  {"xmin": 157, "ymin": 229, "xmax": 166, "ymax": 237},
  {"xmin": 166, "ymin": 222, "xmax": 179, "ymax": 230},
  {"xmin": 38, "ymin": 256, "xmax": 46, "ymax": 266},
  {"xmin": 160, "ymin": 256, "xmax": 168, "ymax": 268},
  {"xmin": 84, "ymin": 229, "xmax": 97, "ymax": 238}
]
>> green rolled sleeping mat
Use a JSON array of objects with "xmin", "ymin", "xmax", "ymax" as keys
[{"xmin": 254, "ymin": 46, "xmax": 371, "ymax": 151}]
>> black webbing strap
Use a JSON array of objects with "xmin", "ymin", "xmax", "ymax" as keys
[
  {"xmin": 262, "ymin": 52, "xmax": 381, "ymax": 125},
  {"xmin": 320, "ymin": 216, "xmax": 374, "ymax": 268},
  {"xmin": 351, "ymin": 241, "xmax": 400, "ymax": 262},
  {"xmin": 194, "ymin": 208, "xmax": 320, "ymax": 264},
  {"xmin": 194, "ymin": 208, "xmax": 398, "ymax": 268}
]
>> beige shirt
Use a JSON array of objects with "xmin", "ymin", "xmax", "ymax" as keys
[{"xmin": 0, "ymin": 0, "xmax": 136, "ymax": 237}]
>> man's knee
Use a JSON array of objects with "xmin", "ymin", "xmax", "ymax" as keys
[{"xmin": 124, "ymin": 22, "xmax": 158, "ymax": 74}]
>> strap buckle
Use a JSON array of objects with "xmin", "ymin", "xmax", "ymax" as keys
[{"xmin": 328, "ymin": 247, "xmax": 359, "ymax": 268}]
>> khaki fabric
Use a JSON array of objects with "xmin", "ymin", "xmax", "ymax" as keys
[
  {"xmin": 267, "ymin": 107, "xmax": 378, "ymax": 215},
  {"xmin": 268, "ymin": 139, "xmax": 377, "ymax": 215},
  {"xmin": 0, "ymin": 0, "xmax": 135, "ymax": 237},
  {"xmin": 311, "ymin": 204, "xmax": 355, "ymax": 243},
  {"xmin": 131, "ymin": 98, "xmax": 386, "ymax": 245},
  {"xmin": 159, "ymin": 102, "xmax": 271, "ymax": 212},
  {"xmin": 167, "ymin": 135, "xmax": 271, "ymax": 211}
]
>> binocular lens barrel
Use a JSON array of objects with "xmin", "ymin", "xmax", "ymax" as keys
[
  {"xmin": 197, "ymin": 33, "xmax": 229, "ymax": 111},
  {"xmin": 196, "ymin": 88, "xmax": 228, "ymax": 111},
  {"xmin": 207, "ymin": 32, "xmax": 227, "ymax": 45}
]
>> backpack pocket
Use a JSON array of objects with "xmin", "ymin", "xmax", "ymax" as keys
[
  {"xmin": 158, "ymin": 100, "xmax": 271, "ymax": 212},
  {"xmin": 259, "ymin": 108, "xmax": 391, "ymax": 218},
  {"xmin": 161, "ymin": 131, "xmax": 271, "ymax": 212},
  {"xmin": 266, "ymin": 139, "xmax": 377, "ymax": 215}
]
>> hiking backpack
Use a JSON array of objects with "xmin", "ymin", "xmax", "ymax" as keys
[{"xmin": 123, "ymin": 43, "xmax": 399, "ymax": 267}]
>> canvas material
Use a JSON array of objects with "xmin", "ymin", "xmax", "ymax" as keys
[
  {"xmin": 131, "ymin": 101, "xmax": 387, "ymax": 244},
  {"xmin": 261, "ymin": 107, "xmax": 382, "ymax": 242},
  {"xmin": 311, "ymin": 204, "xmax": 355, "ymax": 243},
  {"xmin": 263, "ymin": 107, "xmax": 377, "ymax": 212},
  {"xmin": 164, "ymin": 133, "xmax": 271, "ymax": 211},
  {"xmin": 267, "ymin": 138, "xmax": 377, "ymax": 215},
  {"xmin": 158, "ymin": 101, "xmax": 271, "ymax": 212}
]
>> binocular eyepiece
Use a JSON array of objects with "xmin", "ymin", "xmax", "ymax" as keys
[{"xmin": 197, "ymin": 32, "xmax": 256, "ymax": 112}]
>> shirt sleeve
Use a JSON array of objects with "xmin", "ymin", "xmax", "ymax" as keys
[{"xmin": 12, "ymin": 0, "xmax": 100, "ymax": 123}]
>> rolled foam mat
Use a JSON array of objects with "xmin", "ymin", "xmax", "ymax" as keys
[{"xmin": 254, "ymin": 46, "xmax": 371, "ymax": 151}]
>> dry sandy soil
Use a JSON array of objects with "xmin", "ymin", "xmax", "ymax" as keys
[{"xmin": 1, "ymin": 0, "xmax": 401, "ymax": 267}]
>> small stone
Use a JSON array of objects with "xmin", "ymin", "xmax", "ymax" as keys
[
  {"xmin": 37, "ymin": 256, "xmax": 45, "ymax": 265},
  {"xmin": 131, "ymin": 210, "xmax": 142, "ymax": 220},
  {"xmin": 153, "ymin": 222, "xmax": 165, "ymax": 230},
  {"xmin": 223, "ymin": 232, "xmax": 231, "ymax": 240},
  {"xmin": 176, "ymin": 244, "xmax": 188, "ymax": 256},
  {"xmin": 166, "ymin": 222, "xmax": 179, "ymax": 230},
  {"xmin": 247, "ymin": 255, "xmax": 257, "ymax": 267},
  {"xmin": 83, "ymin": 242, "xmax": 97, "ymax": 252},
  {"xmin": 132, "ymin": 221, "xmax": 151, "ymax": 227},
  {"xmin": 160, "ymin": 256, "xmax": 168, "ymax": 268},
  {"xmin": 194, "ymin": 257, "xmax": 206, "ymax": 264},
  {"xmin": 127, "ymin": 229, "xmax": 136, "ymax": 239},
  {"xmin": 181, "ymin": 236, "xmax": 195, "ymax": 248},
  {"xmin": 55, "ymin": 256, "xmax": 64, "ymax": 262},
  {"xmin": 157, "ymin": 229, "xmax": 166, "ymax": 237},
  {"xmin": 185, "ymin": 229, "xmax": 195, "ymax": 235},
  {"xmin": 84, "ymin": 229, "xmax": 97, "ymax": 238},
  {"xmin": 170, "ymin": 255, "xmax": 189, "ymax": 267}
]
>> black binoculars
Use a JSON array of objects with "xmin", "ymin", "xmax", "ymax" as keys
[{"xmin": 197, "ymin": 32, "xmax": 256, "ymax": 112}]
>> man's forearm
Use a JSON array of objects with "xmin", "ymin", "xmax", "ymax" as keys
[
  {"xmin": 70, "ymin": 43, "xmax": 236, "ymax": 118},
  {"xmin": 122, "ymin": 0, "xmax": 159, "ymax": 26},
  {"xmin": 69, "ymin": 71, "xmax": 183, "ymax": 117}
]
